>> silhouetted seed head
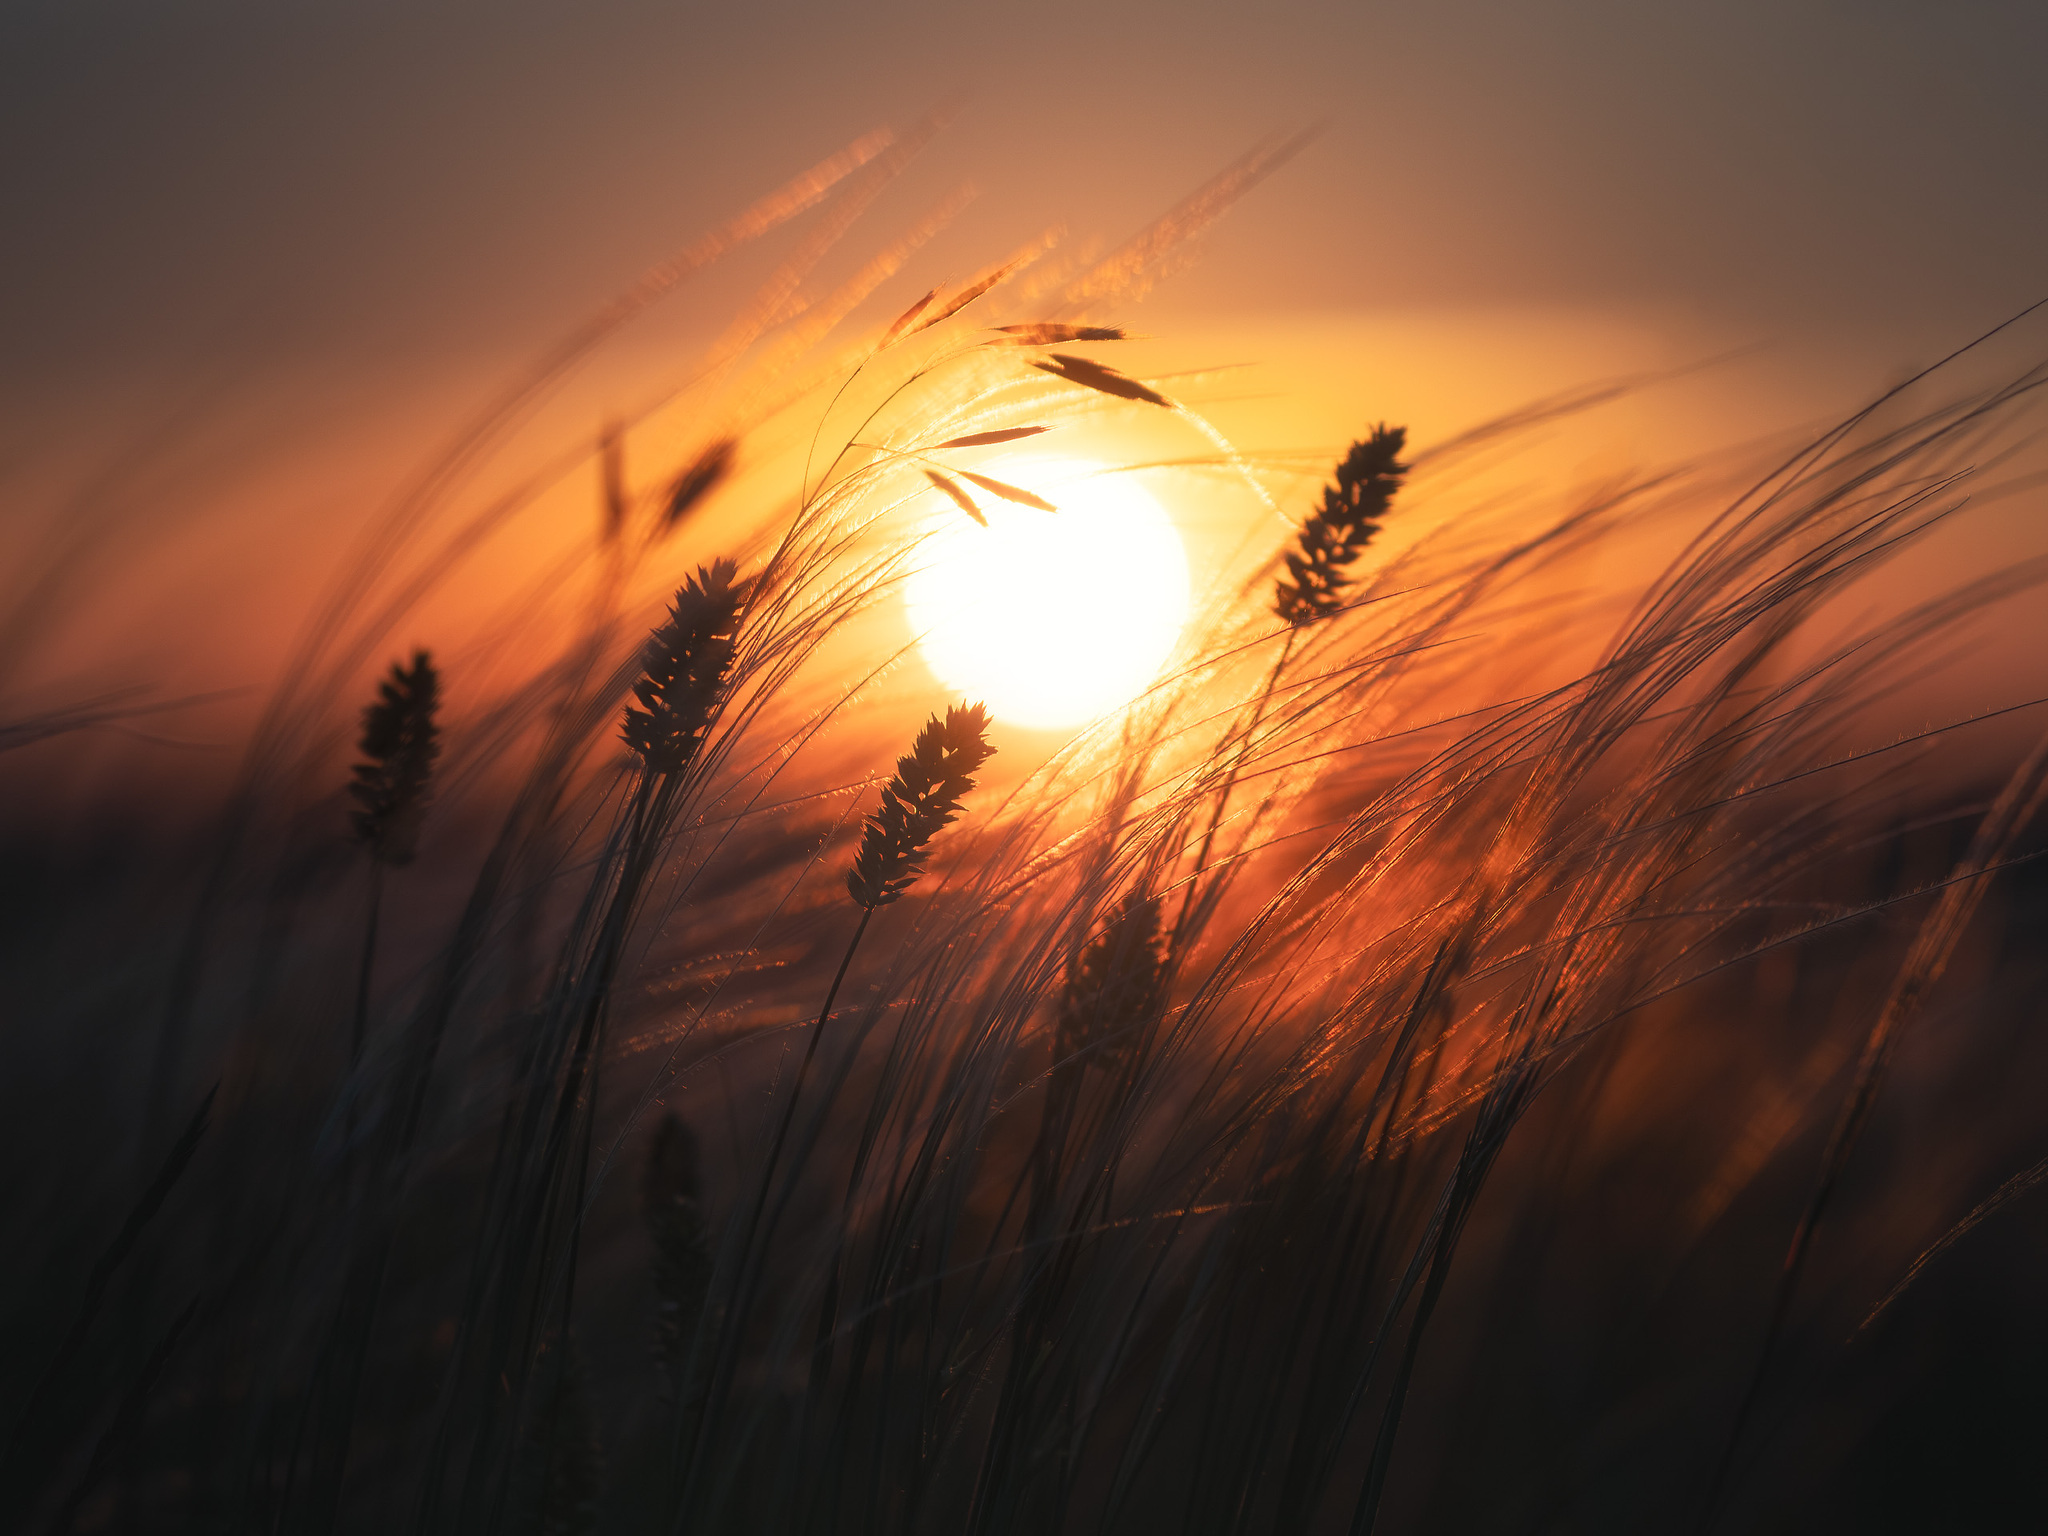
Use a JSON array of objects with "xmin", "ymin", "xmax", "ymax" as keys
[
  {"xmin": 932, "ymin": 426, "xmax": 1051, "ymax": 449},
  {"xmin": 621, "ymin": 560, "xmax": 745, "ymax": 775},
  {"xmin": 994, "ymin": 323, "xmax": 1127, "ymax": 346},
  {"xmin": 1031, "ymin": 352, "xmax": 1172, "ymax": 408},
  {"xmin": 348, "ymin": 650, "xmax": 441, "ymax": 866},
  {"xmin": 1057, "ymin": 892, "xmax": 1168, "ymax": 1071},
  {"xmin": 642, "ymin": 1112, "xmax": 711, "ymax": 1398},
  {"xmin": 599, "ymin": 421, "xmax": 628, "ymax": 545},
  {"xmin": 918, "ymin": 254, "xmax": 1031, "ymax": 332},
  {"xmin": 663, "ymin": 438, "xmax": 736, "ymax": 533},
  {"xmin": 924, "ymin": 468, "xmax": 987, "ymax": 527},
  {"xmin": 956, "ymin": 469, "xmax": 1056, "ymax": 512},
  {"xmin": 846, "ymin": 703, "xmax": 995, "ymax": 909},
  {"xmin": 878, "ymin": 255, "xmax": 1038, "ymax": 351},
  {"xmin": 1273, "ymin": 424, "xmax": 1408, "ymax": 627},
  {"xmin": 880, "ymin": 286, "xmax": 941, "ymax": 347}
]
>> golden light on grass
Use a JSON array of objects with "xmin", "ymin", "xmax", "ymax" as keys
[{"xmin": 902, "ymin": 460, "xmax": 1189, "ymax": 729}]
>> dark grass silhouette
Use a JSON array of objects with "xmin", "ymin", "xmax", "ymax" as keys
[{"xmin": 5, "ymin": 145, "xmax": 2048, "ymax": 1536}]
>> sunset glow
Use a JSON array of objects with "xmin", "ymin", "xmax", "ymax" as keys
[
  {"xmin": 12, "ymin": 5, "xmax": 2048, "ymax": 1521},
  {"xmin": 903, "ymin": 462, "xmax": 1190, "ymax": 729}
]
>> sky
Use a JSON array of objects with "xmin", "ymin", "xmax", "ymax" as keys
[
  {"xmin": 3, "ymin": 0, "xmax": 2046, "ymax": 741},
  {"xmin": 6, "ymin": 0, "xmax": 2044, "ymax": 383}
]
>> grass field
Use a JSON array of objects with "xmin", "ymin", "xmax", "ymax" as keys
[{"xmin": 5, "ymin": 140, "xmax": 2048, "ymax": 1535}]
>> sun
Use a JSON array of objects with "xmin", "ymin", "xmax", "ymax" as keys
[{"xmin": 903, "ymin": 461, "xmax": 1191, "ymax": 730}]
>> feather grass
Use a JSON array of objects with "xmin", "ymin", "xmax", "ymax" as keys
[{"xmin": 6, "ymin": 159, "xmax": 2048, "ymax": 1536}]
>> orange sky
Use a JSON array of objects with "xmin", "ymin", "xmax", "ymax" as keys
[{"xmin": 4, "ymin": 1, "xmax": 2046, "ymax": 800}]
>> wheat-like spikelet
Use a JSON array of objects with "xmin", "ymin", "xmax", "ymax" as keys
[
  {"xmin": 662, "ymin": 437, "xmax": 736, "ymax": 534},
  {"xmin": 1031, "ymin": 351, "xmax": 1173, "ymax": 408},
  {"xmin": 845, "ymin": 703, "xmax": 996, "ymax": 909},
  {"xmin": 993, "ymin": 323, "xmax": 1126, "ymax": 346},
  {"xmin": 930, "ymin": 426, "xmax": 1052, "ymax": 449},
  {"xmin": 347, "ymin": 650, "xmax": 441, "ymax": 865},
  {"xmin": 1173, "ymin": 428, "xmax": 1410, "ymax": 947},
  {"xmin": 621, "ymin": 560, "xmax": 745, "ymax": 776},
  {"xmin": 922, "ymin": 468, "xmax": 987, "ymax": 527},
  {"xmin": 746, "ymin": 705, "xmax": 999, "ymax": 1405},
  {"xmin": 1273, "ymin": 424, "xmax": 1409, "ymax": 626},
  {"xmin": 1056, "ymin": 891, "xmax": 1168, "ymax": 1072}
]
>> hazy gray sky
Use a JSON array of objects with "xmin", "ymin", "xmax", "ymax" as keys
[{"xmin": 5, "ymin": 0, "xmax": 2044, "ymax": 394}]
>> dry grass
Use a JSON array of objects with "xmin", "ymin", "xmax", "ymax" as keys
[{"xmin": 4, "ymin": 144, "xmax": 2048, "ymax": 1536}]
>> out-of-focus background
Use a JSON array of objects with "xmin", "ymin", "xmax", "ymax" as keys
[{"xmin": 5, "ymin": 0, "xmax": 2045, "ymax": 726}]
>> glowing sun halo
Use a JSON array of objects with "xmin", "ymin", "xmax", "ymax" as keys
[{"xmin": 903, "ymin": 462, "xmax": 1190, "ymax": 730}]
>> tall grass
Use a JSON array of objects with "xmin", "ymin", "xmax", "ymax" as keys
[{"xmin": 4, "ymin": 146, "xmax": 2048, "ymax": 1536}]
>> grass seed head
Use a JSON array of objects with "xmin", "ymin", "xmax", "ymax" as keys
[
  {"xmin": 1031, "ymin": 352, "xmax": 1172, "ymax": 408},
  {"xmin": 622, "ymin": 559, "xmax": 746, "ymax": 775},
  {"xmin": 932, "ymin": 426, "xmax": 1052, "ymax": 449},
  {"xmin": 1057, "ymin": 891, "xmax": 1168, "ymax": 1071},
  {"xmin": 924, "ymin": 468, "xmax": 987, "ymax": 527},
  {"xmin": 599, "ymin": 422, "xmax": 628, "ymax": 544},
  {"xmin": 663, "ymin": 437, "xmax": 737, "ymax": 534},
  {"xmin": 955, "ymin": 468, "xmax": 1057, "ymax": 512},
  {"xmin": 880, "ymin": 286, "xmax": 942, "ymax": 347},
  {"xmin": 994, "ymin": 323, "xmax": 1127, "ymax": 346},
  {"xmin": 1273, "ymin": 423, "xmax": 1408, "ymax": 626},
  {"xmin": 917, "ymin": 255, "xmax": 1033, "ymax": 332},
  {"xmin": 348, "ymin": 649, "xmax": 441, "ymax": 866},
  {"xmin": 846, "ymin": 702, "xmax": 995, "ymax": 909}
]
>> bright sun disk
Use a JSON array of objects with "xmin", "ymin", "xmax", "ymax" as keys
[{"xmin": 903, "ymin": 461, "xmax": 1190, "ymax": 730}]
